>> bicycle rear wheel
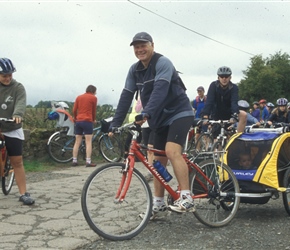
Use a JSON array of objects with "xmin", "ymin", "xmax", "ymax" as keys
[
  {"xmin": 81, "ymin": 163, "xmax": 152, "ymax": 240},
  {"xmin": 47, "ymin": 131, "xmax": 75, "ymax": 163},
  {"xmin": 2, "ymin": 153, "xmax": 15, "ymax": 195},
  {"xmin": 282, "ymin": 168, "xmax": 290, "ymax": 216},
  {"xmin": 190, "ymin": 159, "xmax": 240, "ymax": 227},
  {"xmin": 99, "ymin": 134, "xmax": 122, "ymax": 162}
]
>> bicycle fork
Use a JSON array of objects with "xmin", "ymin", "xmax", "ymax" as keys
[{"xmin": 114, "ymin": 157, "xmax": 134, "ymax": 203}]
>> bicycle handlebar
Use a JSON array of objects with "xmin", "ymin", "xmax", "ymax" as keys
[
  {"xmin": 112, "ymin": 122, "xmax": 136, "ymax": 133},
  {"xmin": 245, "ymin": 122, "xmax": 290, "ymax": 133},
  {"xmin": 0, "ymin": 118, "xmax": 15, "ymax": 123},
  {"xmin": 202, "ymin": 119, "xmax": 232, "ymax": 125}
]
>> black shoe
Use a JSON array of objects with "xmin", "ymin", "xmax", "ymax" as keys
[
  {"xmin": 86, "ymin": 162, "xmax": 97, "ymax": 167},
  {"xmin": 72, "ymin": 162, "xmax": 78, "ymax": 167},
  {"xmin": 19, "ymin": 192, "xmax": 35, "ymax": 205}
]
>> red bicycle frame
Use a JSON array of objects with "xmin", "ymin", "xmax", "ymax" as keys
[{"xmin": 114, "ymin": 134, "xmax": 214, "ymax": 203}]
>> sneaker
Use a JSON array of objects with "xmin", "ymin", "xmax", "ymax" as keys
[
  {"xmin": 86, "ymin": 162, "xmax": 97, "ymax": 167},
  {"xmin": 168, "ymin": 195, "xmax": 195, "ymax": 213},
  {"xmin": 139, "ymin": 203, "xmax": 169, "ymax": 220},
  {"xmin": 144, "ymin": 173, "xmax": 153, "ymax": 182},
  {"xmin": 72, "ymin": 162, "xmax": 78, "ymax": 167},
  {"xmin": 19, "ymin": 192, "xmax": 35, "ymax": 205}
]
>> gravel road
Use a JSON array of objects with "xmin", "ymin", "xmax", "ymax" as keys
[{"xmin": 26, "ymin": 171, "xmax": 290, "ymax": 250}]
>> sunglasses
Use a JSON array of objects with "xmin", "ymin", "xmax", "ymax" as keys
[{"xmin": 218, "ymin": 75, "xmax": 230, "ymax": 79}]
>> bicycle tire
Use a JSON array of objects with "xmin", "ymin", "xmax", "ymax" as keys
[
  {"xmin": 99, "ymin": 134, "xmax": 122, "ymax": 162},
  {"xmin": 47, "ymin": 131, "xmax": 75, "ymax": 163},
  {"xmin": 211, "ymin": 141, "xmax": 224, "ymax": 159},
  {"xmin": 195, "ymin": 133, "xmax": 214, "ymax": 152},
  {"xmin": 2, "ymin": 152, "xmax": 15, "ymax": 195},
  {"xmin": 185, "ymin": 129, "xmax": 196, "ymax": 153},
  {"xmin": 81, "ymin": 163, "xmax": 153, "ymax": 240},
  {"xmin": 190, "ymin": 159, "xmax": 240, "ymax": 227},
  {"xmin": 282, "ymin": 168, "xmax": 290, "ymax": 216}
]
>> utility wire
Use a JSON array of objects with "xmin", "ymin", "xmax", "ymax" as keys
[{"xmin": 128, "ymin": 0, "xmax": 255, "ymax": 56}]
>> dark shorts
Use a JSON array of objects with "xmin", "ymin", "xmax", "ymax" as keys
[
  {"xmin": 75, "ymin": 121, "xmax": 93, "ymax": 135},
  {"xmin": 154, "ymin": 116, "xmax": 193, "ymax": 153},
  {"xmin": 4, "ymin": 136, "xmax": 23, "ymax": 156},
  {"xmin": 142, "ymin": 127, "xmax": 154, "ymax": 146}
]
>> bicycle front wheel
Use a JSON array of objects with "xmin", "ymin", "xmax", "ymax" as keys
[
  {"xmin": 211, "ymin": 141, "xmax": 224, "ymax": 159},
  {"xmin": 2, "ymin": 153, "xmax": 15, "ymax": 195},
  {"xmin": 195, "ymin": 133, "xmax": 214, "ymax": 152},
  {"xmin": 99, "ymin": 134, "xmax": 122, "ymax": 162},
  {"xmin": 191, "ymin": 159, "xmax": 240, "ymax": 227},
  {"xmin": 47, "ymin": 131, "xmax": 75, "ymax": 163},
  {"xmin": 81, "ymin": 163, "xmax": 153, "ymax": 241}
]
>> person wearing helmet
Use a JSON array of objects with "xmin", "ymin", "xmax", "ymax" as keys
[
  {"xmin": 238, "ymin": 100, "xmax": 260, "ymax": 127},
  {"xmin": 266, "ymin": 98, "xmax": 290, "ymax": 127},
  {"xmin": 251, "ymin": 101, "xmax": 260, "ymax": 121},
  {"xmin": 259, "ymin": 99, "xmax": 269, "ymax": 123},
  {"xmin": 201, "ymin": 66, "xmax": 247, "ymax": 133},
  {"xmin": 0, "ymin": 58, "xmax": 35, "ymax": 205},
  {"xmin": 266, "ymin": 102, "xmax": 275, "ymax": 115}
]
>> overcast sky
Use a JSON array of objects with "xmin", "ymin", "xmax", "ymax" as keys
[{"xmin": 1, "ymin": 0, "xmax": 290, "ymax": 107}]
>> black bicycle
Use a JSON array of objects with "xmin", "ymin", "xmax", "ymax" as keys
[{"xmin": 47, "ymin": 123, "xmax": 122, "ymax": 163}]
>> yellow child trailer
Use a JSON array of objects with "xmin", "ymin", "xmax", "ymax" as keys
[{"xmin": 223, "ymin": 126, "xmax": 290, "ymax": 215}]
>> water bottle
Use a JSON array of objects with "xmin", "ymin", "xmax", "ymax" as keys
[{"xmin": 153, "ymin": 160, "xmax": 172, "ymax": 182}]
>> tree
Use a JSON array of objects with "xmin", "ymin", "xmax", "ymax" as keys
[
  {"xmin": 96, "ymin": 104, "xmax": 115, "ymax": 121},
  {"xmin": 238, "ymin": 51, "xmax": 290, "ymax": 104},
  {"xmin": 34, "ymin": 100, "xmax": 52, "ymax": 108}
]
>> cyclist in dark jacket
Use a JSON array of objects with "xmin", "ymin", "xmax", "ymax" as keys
[
  {"xmin": 109, "ymin": 32, "xmax": 195, "ymax": 215},
  {"xmin": 201, "ymin": 66, "xmax": 247, "ymax": 133}
]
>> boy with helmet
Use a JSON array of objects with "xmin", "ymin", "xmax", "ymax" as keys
[
  {"xmin": 259, "ymin": 99, "xmax": 269, "ymax": 123},
  {"xmin": 238, "ymin": 100, "xmax": 260, "ymax": 126},
  {"xmin": 266, "ymin": 102, "xmax": 275, "ymax": 115},
  {"xmin": 251, "ymin": 101, "xmax": 260, "ymax": 121},
  {"xmin": 202, "ymin": 66, "xmax": 247, "ymax": 133},
  {"xmin": 266, "ymin": 98, "xmax": 290, "ymax": 127},
  {"xmin": 0, "ymin": 58, "xmax": 35, "ymax": 205}
]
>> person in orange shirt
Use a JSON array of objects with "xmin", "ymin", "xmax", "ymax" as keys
[{"xmin": 72, "ymin": 85, "xmax": 97, "ymax": 167}]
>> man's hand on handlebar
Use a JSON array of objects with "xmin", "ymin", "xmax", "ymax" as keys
[
  {"xmin": 108, "ymin": 127, "xmax": 118, "ymax": 137},
  {"xmin": 13, "ymin": 116, "xmax": 22, "ymax": 124},
  {"xmin": 202, "ymin": 116, "xmax": 209, "ymax": 125}
]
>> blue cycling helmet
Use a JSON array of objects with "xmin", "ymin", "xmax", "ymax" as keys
[
  {"xmin": 217, "ymin": 66, "xmax": 232, "ymax": 76},
  {"xmin": 276, "ymin": 98, "xmax": 288, "ymax": 106},
  {"xmin": 0, "ymin": 58, "xmax": 16, "ymax": 74}
]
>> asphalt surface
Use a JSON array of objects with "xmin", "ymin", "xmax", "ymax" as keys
[{"xmin": 1, "ymin": 162, "xmax": 290, "ymax": 250}]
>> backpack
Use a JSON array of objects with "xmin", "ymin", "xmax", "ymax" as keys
[
  {"xmin": 195, "ymin": 95, "xmax": 207, "ymax": 108},
  {"xmin": 135, "ymin": 53, "xmax": 186, "ymax": 100},
  {"xmin": 47, "ymin": 111, "xmax": 59, "ymax": 120}
]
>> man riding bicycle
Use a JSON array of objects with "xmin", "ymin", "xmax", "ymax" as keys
[{"xmin": 109, "ymin": 32, "xmax": 195, "ymax": 216}]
